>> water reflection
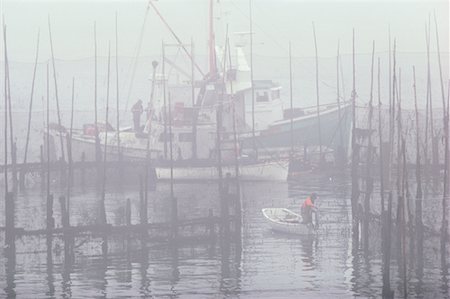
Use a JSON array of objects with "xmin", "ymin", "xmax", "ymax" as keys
[{"xmin": 1, "ymin": 176, "xmax": 449, "ymax": 298}]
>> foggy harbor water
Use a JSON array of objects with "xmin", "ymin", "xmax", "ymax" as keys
[
  {"xmin": 1, "ymin": 0, "xmax": 450, "ymax": 298},
  {"xmin": 0, "ymin": 174, "xmax": 448, "ymax": 298}
]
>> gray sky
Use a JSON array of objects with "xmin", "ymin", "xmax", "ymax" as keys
[
  {"xmin": 0, "ymin": 0, "xmax": 448, "ymax": 113},
  {"xmin": 1, "ymin": 0, "xmax": 448, "ymax": 62}
]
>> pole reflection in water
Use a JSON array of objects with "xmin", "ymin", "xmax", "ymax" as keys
[
  {"xmin": 4, "ymin": 243, "xmax": 16, "ymax": 298},
  {"xmin": 170, "ymin": 243, "xmax": 179, "ymax": 298},
  {"xmin": 1, "ymin": 175, "xmax": 450, "ymax": 297},
  {"xmin": 139, "ymin": 228, "xmax": 151, "ymax": 297}
]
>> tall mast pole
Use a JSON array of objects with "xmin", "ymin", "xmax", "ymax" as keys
[
  {"xmin": 46, "ymin": 64, "xmax": 50, "ymax": 198},
  {"xmin": 434, "ymin": 13, "xmax": 446, "ymax": 115},
  {"xmin": 191, "ymin": 38, "xmax": 197, "ymax": 159},
  {"xmin": 228, "ymin": 37, "xmax": 240, "ymax": 183},
  {"xmin": 94, "ymin": 22, "xmax": 101, "ymax": 165},
  {"xmin": 413, "ymin": 66, "xmax": 422, "ymax": 202},
  {"xmin": 249, "ymin": 0, "xmax": 257, "ymax": 157},
  {"xmin": 350, "ymin": 28, "xmax": 359, "ymax": 240},
  {"xmin": 208, "ymin": 0, "xmax": 216, "ymax": 75},
  {"xmin": 336, "ymin": 41, "xmax": 343, "ymax": 149},
  {"xmin": 289, "ymin": 41, "xmax": 294, "ymax": 157},
  {"xmin": 101, "ymin": 42, "xmax": 111, "ymax": 225},
  {"xmin": 115, "ymin": 12, "xmax": 121, "ymax": 162},
  {"xmin": 48, "ymin": 17, "xmax": 65, "ymax": 162},
  {"xmin": 4, "ymin": 24, "xmax": 16, "ymax": 193},
  {"xmin": 23, "ymin": 30, "xmax": 40, "ymax": 165},
  {"xmin": 363, "ymin": 41, "xmax": 375, "ymax": 251},
  {"xmin": 312, "ymin": 22, "xmax": 323, "ymax": 163},
  {"xmin": 145, "ymin": 61, "xmax": 158, "ymax": 222},
  {"xmin": 3, "ymin": 24, "xmax": 8, "ymax": 194},
  {"xmin": 162, "ymin": 41, "xmax": 168, "ymax": 159}
]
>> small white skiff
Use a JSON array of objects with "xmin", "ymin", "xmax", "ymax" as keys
[{"xmin": 262, "ymin": 208, "xmax": 315, "ymax": 235}]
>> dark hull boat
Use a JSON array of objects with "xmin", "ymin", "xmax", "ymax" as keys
[{"xmin": 241, "ymin": 102, "xmax": 352, "ymax": 164}]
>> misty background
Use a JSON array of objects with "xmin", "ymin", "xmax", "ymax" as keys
[{"xmin": 0, "ymin": 0, "xmax": 449, "ymax": 132}]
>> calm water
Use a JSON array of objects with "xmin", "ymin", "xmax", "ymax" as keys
[{"xmin": 0, "ymin": 173, "xmax": 449, "ymax": 298}]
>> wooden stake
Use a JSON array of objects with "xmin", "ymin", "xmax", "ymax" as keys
[
  {"xmin": 144, "ymin": 60, "xmax": 158, "ymax": 227},
  {"xmin": 94, "ymin": 22, "xmax": 101, "ymax": 168},
  {"xmin": 48, "ymin": 17, "xmax": 66, "ymax": 162},
  {"xmin": 434, "ymin": 13, "xmax": 447, "ymax": 115},
  {"xmin": 168, "ymin": 92, "xmax": 177, "ymax": 238},
  {"xmin": 249, "ymin": 0, "xmax": 257, "ymax": 157},
  {"xmin": 401, "ymin": 138, "xmax": 408, "ymax": 297},
  {"xmin": 162, "ymin": 42, "xmax": 168, "ymax": 159},
  {"xmin": 441, "ymin": 80, "xmax": 450, "ymax": 244},
  {"xmin": 3, "ymin": 23, "xmax": 9, "ymax": 194},
  {"xmin": 413, "ymin": 66, "xmax": 423, "ymax": 205},
  {"xmin": 23, "ymin": 29, "xmax": 40, "ymax": 166},
  {"xmin": 363, "ymin": 41, "xmax": 375, "ymax": 251},
  {"xmin": 227, "ymin": 36, "xmax": 242, "ymax": 234},
  {"xmin": 115, "ymin": 13, "xmax": 122, "ymax": 164},
  {"xmin": 413, "ymin": 65, "xmax": 424, "ymax": 278},
  {"xmin": 3, "ymin": 24, "xmax": 17, "ymax": 193},
  {"xmin": 66, "ymin": 78, "xmax": 75, "ymax": 226},
  {"xmin": 336, "ymin": 40, "xmax": 344, "ymax": 167},
  {"xmin": 100, "ymin": 42, "xmax": 112, "ymax": 225},
  {"xmin": 312, "ymin": 22, "xmax": 323, "ymax": 163},
  {"xmin": 289, "ymin": 41, "xmax": 294, "ymax": 156},
  {"xmin": 350, "ymin": 28, "xmax": 360, "ymax": 241},
  {"xmin": 191, "ymin": 38, "xmax": 197, "ymax": 159},
  {"xmin": 424, "ymin": 21, "xmax": 432, "ymax": 184},
  {"xmin": 46, "ymin": 63, "xmax": 51, "ymax": 198}
]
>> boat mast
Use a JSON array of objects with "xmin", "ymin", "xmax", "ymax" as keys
[
  {"xmin": 208, "ymin": 0, "xmax": 217, "ymax": 75},
  {"xmin": 149, "ymin": 1, "xmax": 204, "ymax": 77}
]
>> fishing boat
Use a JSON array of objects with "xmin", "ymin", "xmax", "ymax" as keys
[
  {"xmin": 48, "ymin": 1, "xmax": 349, "ymax": 181},
  {"xmin": 262, "ymin": 208, "xmax": 316, "ymax": 235},
  {"xmin": 49, "ymin": 120, "xmax": 289, "ymax": 181},
  {"xmin": 238, "ymin": 81, "xmax": 352, "ymax": 162}
]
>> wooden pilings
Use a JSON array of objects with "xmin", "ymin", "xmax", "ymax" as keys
[
  {"xmin": 5, "ymin": 192, "xmax": 15, "ymax": 249},
  {"xmin": 139, "ymin": 174, "xmax": 147, "ymax": 225}
]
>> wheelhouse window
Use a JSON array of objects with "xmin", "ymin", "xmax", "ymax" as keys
[
  {"xmin": 271, "ymin": 89, "xmax": 280, "ymax": 100},
  {"xmin": 256, "ymin": 91, "xmax": 269, "ymax": 102}
]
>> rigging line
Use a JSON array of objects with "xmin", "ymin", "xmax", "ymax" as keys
[
  {"xmin": 124, "ymin": 3, "xmax": 151, "ymax": 112},
  {"xmin": 149, "ymin": 1, "xmax": 205, "ymax": 77},
  {"xmin": 166, "ymin": 47, "xmax": 183, "ymax": 82}
]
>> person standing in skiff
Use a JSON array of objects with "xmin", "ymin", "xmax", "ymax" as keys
[{"xmin": 301, "ymin": 193, "xmax": 318, "ymax": 225}]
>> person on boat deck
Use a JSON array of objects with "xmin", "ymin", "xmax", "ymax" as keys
[
  {"xmin": 131, "ymin": 100, "xmax": 143, "ymax": 132},
  {"xmin": 301, "ymin": 193, "xmax": 318, "ymax": 224}
]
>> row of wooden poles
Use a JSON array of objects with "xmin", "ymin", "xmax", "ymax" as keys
[
  {"xmin": 2, "ymin": 13, "xmax": 243, "ymax": 258},
  {"xmin": 350, "ymin": 16, "xmax": 449, "ymax": 298}
]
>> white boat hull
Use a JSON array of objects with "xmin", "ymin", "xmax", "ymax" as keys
[
  {"xmin": 262, "ymin": 208, "xmax": 315, "ymax": 235},
  {"xmin": 155, "ymin": 160, "xmax": 288, "ymax": 181},
  {"xmin": 54, "ymin": 132, "xmax": 288, "ymax": 181}
]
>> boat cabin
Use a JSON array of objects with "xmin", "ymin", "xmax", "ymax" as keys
[{"xmin": 242, "ymin": 80, "xmax": 284, "ymax": 131}]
